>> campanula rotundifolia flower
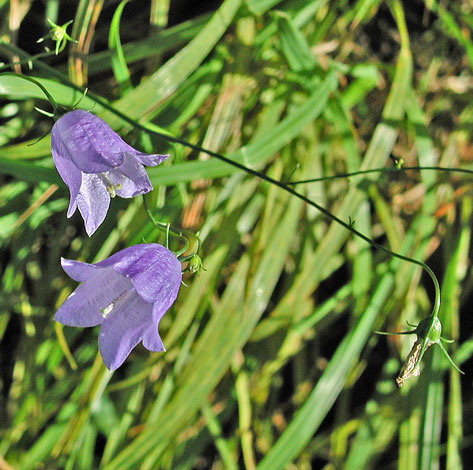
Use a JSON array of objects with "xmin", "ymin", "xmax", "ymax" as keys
[
  {"xmin": 54, "ymin": 244, "xmax": 182, "ymax": 370},
  {"xmin": 51, "ymin": 110, "xmax": 169, "ymax": 235}
]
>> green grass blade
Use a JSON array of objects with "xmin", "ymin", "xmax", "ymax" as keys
[
  {"xmin": 276, "ymin": 12, "xmax": 317, "ymax": 71},
  {"xmin": 257, "ymin": 271, "xmax": 396, "ymax": 470},
  {"xmin": 103, "ymin": 0, "xmax": 242, "ymax": 123},
  {"xmin": 86, "ymin": 14, "xmax": 209, "ymax": 76},
  {"xmin": 108, "ymin": 0, "xmax": 132, "ymax": 94},
  {"xmin": 0, "ymin": 73, "xmax": 102, "ymax": 109},
  {"xmin": 104, "ymin": 194, "xmax": 303, "ymax": 469},
  {"xmin": 445, "ymin": 200, "xmax": 470, "ymax": 470},
  {"xmin": 147, "ymin": 72, "xmax": 337, "ymax": 185},
  {"xmin": 0, "ymin": 157, "xmax": 60, "ymax": 184}
]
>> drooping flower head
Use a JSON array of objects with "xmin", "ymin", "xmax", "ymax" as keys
[
  {"xmin": 51, "ymin": 110, "xmax": 168, "ymax": 235},
  {"xmin": 377, "ymin": 315, "xmax": 464, "ymax": 387},
  {"xmin": 54, "ymin": 244, "xmax": 182, "ymax": 370}
]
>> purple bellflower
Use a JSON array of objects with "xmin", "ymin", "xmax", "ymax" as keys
[
  {"xmin": 54, "ymin": 244, "xmax": 182, "ymax": 370},
  {"xmin": 51, "ymin": 110, "xmax": 169, "ymax": 236}
]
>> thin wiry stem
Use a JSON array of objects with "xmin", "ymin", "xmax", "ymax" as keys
[
  {"xmin": 142, "ymin": 195, "xmax": 189, "ymax": 257},
  {"xmin": 0, "ymin": 44, "xmax": 443, "ymax": 320},
  {"xmin": 285, "ymin": 165, "xmax": 473, "ymax": 185}
]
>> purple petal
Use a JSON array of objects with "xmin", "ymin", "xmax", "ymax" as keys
[
  {"xmin": 133, "ymin": 152, "xmax": 169, "ymax": 167},
  {"xmin": 127, "ymin": 248, "xmax": 182, "ymax": 307},
  {"xmin": 142, "ymin": 322, "xmax": 165, "ymax": 352},
  {"xmin": 106, "ymin": 153, "xmax": 153, "ymax": 198},
  {"xmin": 55, "ymin": 244, "xmax": 181, "ymax": 370},
  {"xmin": 94, "ymin": 244, "xmax": 166, "ymax": 269},
  {"xmin": 97, "ymin": 244, "xmax": 182, "ymax": 304},
  {"xmin": 51, "ymin": 147, "xmax": 82, "ymax": 217},
  {"xmin": 76, "ymin": 173, "xmax": 111, "ymax": 236},
  {"xmin": 52, "ymin": 110, "xmax": 125, "ymax": 173},
  {"xmin": 98, "ymin": 292, "xmax": 154, "ymax": 370},
  {"xmin": 54, "ymin": 268, "xmax": 133, "ymax": 327},
  {"xmin": 94, "ymin": 244, "xmax": 156, "ymax": 268},
  {"xmin": 142, "ymin": 301, "xmax": 170, "ymax": 351},
  {"xmin": 61, "ymin": 258, "xmax": 100, "ymax": 282}
]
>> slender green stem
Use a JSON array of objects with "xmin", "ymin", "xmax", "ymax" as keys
[
  {"xmin": 142, "ymin": 196, "xmax": 201, "ymax": 259},
  {"xmin": 165, "ymin": 222, "xmax": 170, "ymax": 250},
  {"xmin": 286, "ymin": 165, "xmax": 473, "ymax": 185},
  {"xmin": 0, "ymin": 45, "xmax": 443, "ymax": 320},
  {"xmin": 0, "ymin": 50, "xmax": 59, "ymax": 71},
  {"xmin": 142, "ymin": 195, "xmax": 189, "ymax": 255},
  {"xmin": 438, "ymin": 340, "xmax": 464, "ymax": 374},
  {"xmin": 0, "ymin": 72, "xmax": 58, "ymax": 114}
]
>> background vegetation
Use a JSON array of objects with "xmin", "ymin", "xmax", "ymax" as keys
[{"xmin": 0, "ymin": 0, "xmax": 472, "ymax": 468}]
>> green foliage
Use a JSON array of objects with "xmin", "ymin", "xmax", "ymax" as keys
[{"xmin": 0, "ymin": 0, "xmax": 472, "ymax": 469}]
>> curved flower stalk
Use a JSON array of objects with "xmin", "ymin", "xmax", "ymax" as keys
[
  {"xmin": 10, "ymin": 65, "xmax": 458, "ymax": 386},
  {"xmin": 54, "ymin": 244, "xmax": 182, "ymax": 370},
  {"xmin": 51, "ymin": 110, "xmax": 169, "ymax": 235}
]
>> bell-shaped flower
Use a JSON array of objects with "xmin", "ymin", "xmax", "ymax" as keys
[
  {"xmin": 54, "ymin": 244, "xmax": 182, "ymax": 370},
  {"xmin": 51, "ymin": 110, "xmax": 168, "ymax": 236}
]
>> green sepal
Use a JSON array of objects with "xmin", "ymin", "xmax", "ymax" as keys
[
  {"xmin": 186, "ymin": 254, "xmax": 203, "ymax": 274},
  {"xmin": 37, "ymin": 19, "xmax": 77, "ymax": 55},
  {"xmin": 376, "ymin": 316, "xmax": 464, "ymax": 387}
]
